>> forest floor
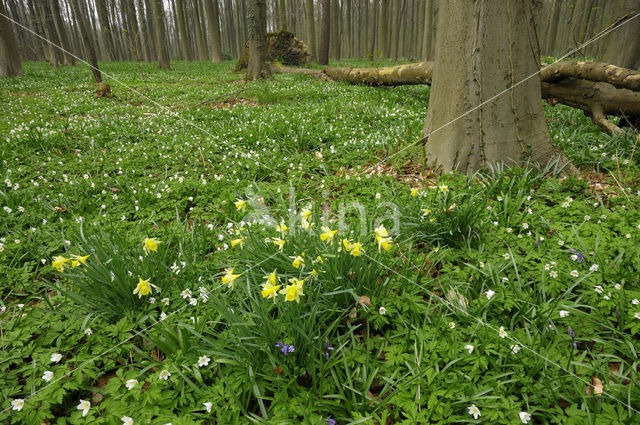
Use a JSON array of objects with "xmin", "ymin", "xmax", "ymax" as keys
[{"xmin": 1, "ymin": 60, "xmax": 639, "ymax": 424}]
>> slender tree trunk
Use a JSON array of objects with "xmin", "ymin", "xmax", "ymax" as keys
[
  {"xmin": 304, "ymin": 0, "xmax": 316, "ymax": 60},
  {"xmin": 318, "ymin": 0, "xmax": 330, "ymax": 64},
  {"xmin": 150, "ymin": 0, "xmax": 171, "ymax": 68},
  {"xmin": 423, "ymin": 0, "xmax": 573, "ymax": 174},
  {"xmin": 545, "ymin": 0, "xmax": 562, "ymax": 55},
  {"xmin": 176, "ymin": 0, "xmax": 193, "ymax": 60},
  {"xmin": 421, "ymin": 0, "xmax": 433, "ymax": 60},
  {"xmin": 95, "ymin": 0, "xmax": 115, "ymax": 61},
  {"xmin": 278, "ymin": 0, "xmax": 286, "ymax": 30},
  {"xmin": 0, "ymin": 0, "xmax": 22, "ymax": 77},
  {"xmin": 193, "ymin": 0, "xmax": 209, "ymax": 60},
  {"xmin": 69, "ymin": 0, "xmax": 102, "ymax": 82},
  {"xmin": 49, "ymin": 0, "xmax": 75, "ymax": 65},
  {"xmin": 600, "ymin": 0, "xmax": 640, "ymax": 69},
  {"xmin": 380, "ymin": 0, "xmax": 389, "ymax": 57},
  {"xmin": 368, "ymin": 0, "xmax": 377, "ymax": 59},
  {"xmin": 204, "ymin": 0, "xmax": 224, "ymax": 62},
  {"xmin": 246, "ymin": 0, "xmax": 268, "ymax": 79}
]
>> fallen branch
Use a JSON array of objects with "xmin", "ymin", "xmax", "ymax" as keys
[{"xmin": 275, "ymin": 61, "xmax": 640, "ymax": 137}]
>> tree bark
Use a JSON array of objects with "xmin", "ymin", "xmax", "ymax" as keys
[
  {"xmin": 150, "ymin": 0, "xmax": 171, "ymax": 69},
  {"xmin": 204, "ymin": 0, "xmax": 224, "ymax": 62},
  {"xmin": 367, "ymin": 0, "xmax": 377, "ymax": 59},
  {"xmin": 545, "ymin": 0, "xmax": 562, "ymax": 55},
  {"xmin": 246, "ymin": 0, "xmax": 269, "ymax": 79},
  {"xmin": 278, "ymin": 0, "xmax": 286, "ymax": 30},
  {"xmin": 304, "ymin": 0, "xmax": 316, "ymax": 61},
  {"xmin": 600, "ymin": 0, "xmax": 640, "ymax": 69},
  {"xmin": 421, "ymin": 0, "xmax": 434, "ymax": 61},
  {"xmin": 176, "ymin": 0, "xmax": 193, "ymax": 60},
  {"xmin": 193, "ymin": 0, "xmax": 209, "ymax": 60},
  {"xmin": 49, "ymin": 0, "xmax": 75, "ymax": 65},
  {"xmin": 318, "ymin": 0, "xmax": 330, "ymax": 65},
  {"xmin": 95, "ymin": 0, "xmax": 115, "ymax": 61},
  {"xmin": 69, "ymin": 0, "xmax": 102, "ymax": 82},
  {"xmin": 0, "ymin": 0, "xmax": 22, "ymax": 77}
]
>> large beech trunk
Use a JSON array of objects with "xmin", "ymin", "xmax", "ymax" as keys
[{"xmin": 275, "ymin": 60, "xmax": 640, "ymax": 139}]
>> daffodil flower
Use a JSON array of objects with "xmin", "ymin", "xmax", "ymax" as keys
[
  {"xmin": 291, "ymin": 255, "xmax": 304, "ymax": 269},
  {"xmin": 70, "ymin": 254, "xmax": 90, "ymax": 268},
  {"xmin": 376, "ymin": 235, "xmax": 392, "ymax": 252},
  {"xmin": 52, "ymin": 255, "xmax": 71, "ymax": 272},
  {"xmin": 142, "ymin": 237, "xmax": 161, "ymax": 254},
  {"xmin": 308, "ymin": 269, "xmax": 318, "ymax": 278},
  {"xmin": 411, "ymin": 188, "xmax": 420, "ymax": 196},
  {"xmin": 373, "ymin": 225, "xmax": 389, "ymax": 238},
  {"xmin": 261, "ymin": 278, "xmax": 281, "ymax": 301},
  {"xmin": 272, "ymin": 237, "xmax": 286, "ymax": 250},
  {"xmin": 133, "ymin": 278, "xmax": 154, "ymax": 298},
  {"xmin": 230, "ymin": 238, "xmax": 244, "ymax": 248},
  {"xmin": 275, "ymin": 222, "xmax": 288, "ymax": 233},
  {"xmin": 350, "ymin": 242, "xmax": 362, "ymax": 257},
  {"xmin": 320, "ymin": 226, "xmax": 338, "ymax": 241},
  {"xmin": 222, "ymin": 268, "xmax": 241, "ymax": 288},
  {"xmin": 438, "ymin": 184, "xmax": 449, "ymax": 193},
  {"xmin": 342, "ymin": 239, "xmax": 353, "ymax": 252},
  {"xmin": 280, "ymin": 278, "xmax": 304, "ymax": 302},
  {"xmin": 235, "ymin": 198, "xmax": 247, "ymax": 211},
  {"xmin": 301, "ymin": 218, "xmax": 314, "ymax": 230},
  {"xmin": 300, "ymin": 208, "xmax": 312, "ymax": 220}
]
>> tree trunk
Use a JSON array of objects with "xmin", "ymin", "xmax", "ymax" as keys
[
  {"xmin": 150, "ymin": 0, "xmax": 171, "ymax": 69},
  {"xmin": 304, "ymin": 0, "xmax": 316, "ymax": 61},
  {"xmin": 176, "ymin": 0, "xmax": 193, "ymax": 60},
  {"xmin": 367, "ymin": 0, "xmax": 377, "ymax": 59},
  {"xmin": 49, "ymin": 0, "xmax": 75, "ymax": 65},
  {"xmin": 95, "ymin": 0, "xmax": 115, "ymax": 61},
  {"xmin": 545, "ymin": 0, "xmax": 562, "ymax": 55},
  {"xmin": 69, "ymin": 0, "xmax": 102, "ymax": 82},
  {"xmin": 0, "ymin": 0, "xmax": 22, "ymax": 77},
  {"xmin": 380, "ymin": 0, "xmax": 389, "ymax": 57},
  {"xmin": 318, "ymin": 0, "xmax": 330, "ymax": 65},
  {"xmin": 278, "ymin": 0, "xmax": 287, "ymax": 30},
  {"xmin": 193, "ymin": 0, "xmax": 209, "ymax": 60},
  {"xmin": 204, "ymin": 0, "xmax": 224, "ymax": 62},
  {"xmin": 423, "ymin": 0, "xmax": 573, "ymax": 174},
  {"xmin": 600, "ymin": 0, "xmax": 640, "ymax": 69},
  {"xmin": 421, "ymin": 0, "xmax": 433, "ymax": 61},
  {"xmin": 246, "ymin": 0, "xmax": 269, "ymax": 79}
]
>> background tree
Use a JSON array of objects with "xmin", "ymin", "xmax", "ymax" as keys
[
  {"xmin": 150, "ymin": 0, "xmax": 170, "ymax": 69},
  {"xmin": 0, "ymin": 0, "xmax": 23, "ymax": 77},
  {"xmin": 69, "ymin": 0, "xmax": 102, "ymax": 82},
  {"xmin": 318, "ymin": 0, "xmax": 330, "ymax": 65},
  {"xmin": 423, "ymin": 0, "xmax": 573, "ymax": 174},
  {"xmin": 304, "ymin": 0, "xmax": 315, "ymax": 61},
  {"xmin": 176, "ymin": 0, "xmax": 193, "ymax": 61},
  {"xmin": 600, "ymin": 0, "xmax": 640, "ymax": 69},
  {"xmin": 246, "ymin": 0, "xmax": 268, "ymax": 79},
  {"xmin": 204, "ymin": 0, "xmax": 224, "ymax": 62}
]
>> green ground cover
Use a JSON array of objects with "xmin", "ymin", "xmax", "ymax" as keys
[{"xmin": 1, "ymin": 60, "xmax": 639, "ymax": 424}]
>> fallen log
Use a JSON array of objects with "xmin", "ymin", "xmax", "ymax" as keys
[{"xmin": 274, "ymin": 61, "xmax": 640, "ymax": 137}]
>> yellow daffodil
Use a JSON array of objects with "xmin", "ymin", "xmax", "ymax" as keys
[
  {"xmin": 308, "ymin": 269, "xmax": 318, "ymax": 278},
  {"xmin": 70, "ymin": 254, "xmax": 90, "ymax": 268},
  {"xmin": 320, "ymin": 226, "xmax": 338, "ymax": 242},
  {"xmin": 264, "ymin": 270, "xmax": 277, "ymax": 285},
  {"xmin": 291, "ymin": 255, "xmax": 304, "ymax": 269},
  {"xmin": 143, "ymin": 237, "xmax": 161, "ymax": 254},
  {"xmin": 411, "ymin": 188, "xmax": 420, "ymax": 196},
  {"xmin": 350, "ymin": 242, "xmax": 362, "ymax": 257},
  {"xmin": 376, "ymin": 235, "xmax": 393, "ymax": 252},
  {"xmin": 272, "ymin": 237, "xmax": 286, "ymax": 250},
  {"xmin": 316, "ymin": 255, "xmax": 324, "ymax": 263},
  {"xmin": 52, "ymin": 256, "xmax": 71, "ymax": 272},
  {"xmin": 222, "ymin": 268, "xmax": 241, "ymax": 288},
  {"xmin": 261, "ymin": 272, "xmax": 281, "ymax": 301},
  {"xmin": 300, "ymin": 208, "xmax": 312, "ymax": 220},
  {"xmin": 301, "ymin": 218, "xmax": 314, "ymax": 230},
  {"xmin": 373, "ymin": 225, "xmax": 389, "ymax": 238},
  {"xmin": 234, "ymin": 199, "xmax": 247, "ymax": 211},
  {"xmin": 276, "ymin": 222, "xmax": 288, "ymax": 233},
  {"xmin": 280, "ymin": 278, "xmax": 304, "ymax": 302},
  {"xmin": 230, "ymin": 238, "xmax": 244, "ymax": 248},
  {"xmin": 133, "ymin": 277, "xmax": 152, "ymax": 298},
  {"xmin": 421, "ymin": 208, "xmax": 432, "ymax": 217},
  {"xmin": 342, "ymin": 239, "xmax": 353, "ymax": 252},
  {"xmin": 439, "ymin": 184, "xmax": 449, "ymax": 193}
]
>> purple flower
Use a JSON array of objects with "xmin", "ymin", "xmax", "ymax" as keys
[
  {"xmin": 567, "ymin": 327, "xmax": 577, "ymax": 350},
  {"xmin": 324, "ymin": 339, "xmax": 334, "ymax": 360},
  {"xmin": 567, "ymin": 248, "xmax": 584, "ymax": 263},
  {"xmin": 326, "ymin": 419, "xmax": 337, "ymax": 425},
  {"xmin": 276, "ymin": 341, "xmax": 295, "ymax": 355}
]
